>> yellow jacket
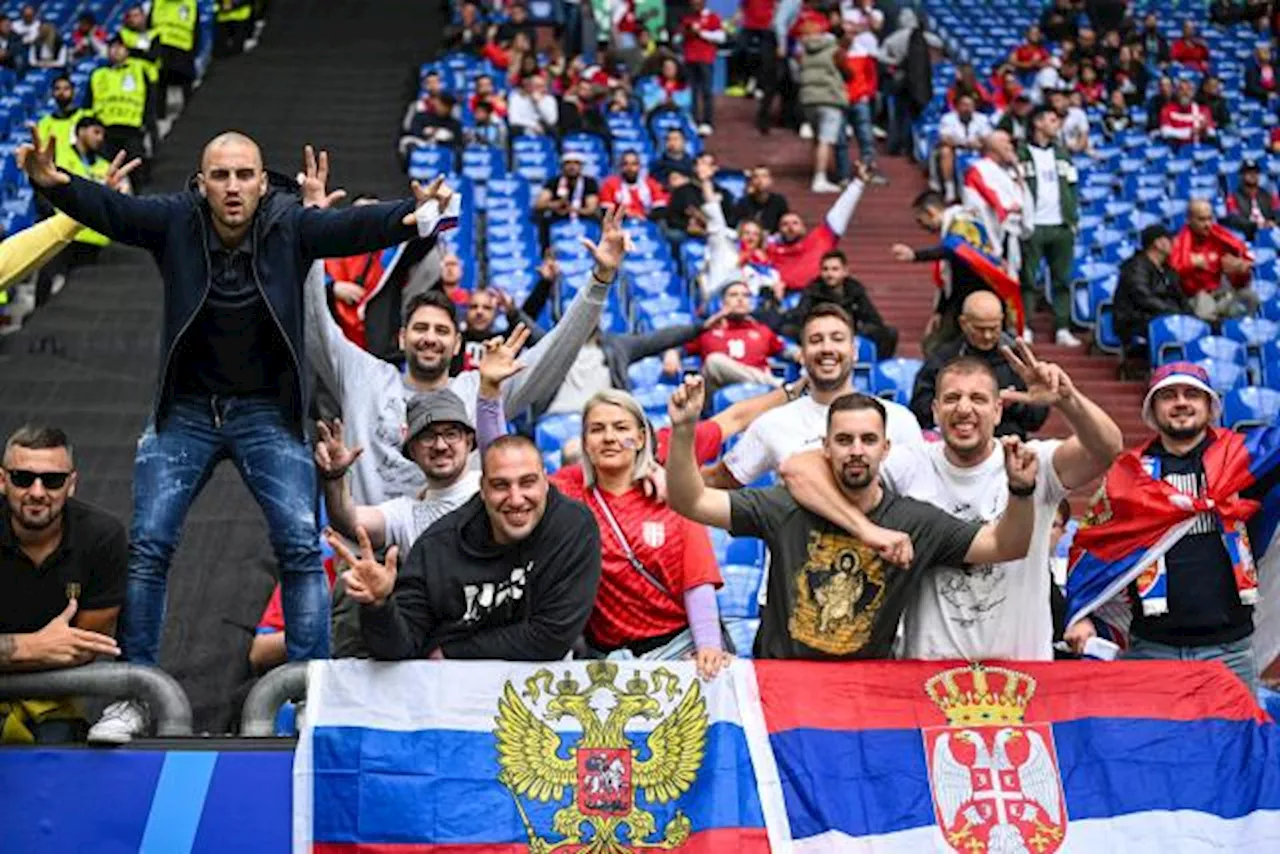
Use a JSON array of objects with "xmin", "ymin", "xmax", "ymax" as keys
[{"xmin": 0, "ymin": 214, "xmax": 83, "ymax": 295}]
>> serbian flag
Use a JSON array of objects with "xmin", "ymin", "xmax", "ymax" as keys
[
  {"xmin": 1065, "ymin": 427, "xmax": 1280, "ymax": 650},
  {"xmin": 293, "ymin": 660, "xmax": 768, "ymax": 853},
  {"xmin": 939, "ymin": 216, "xmax": 1026, "ymax": 331},
  {"xmin": 743, "ymin": 660, "xmax": 1280, "ymax": 852}
]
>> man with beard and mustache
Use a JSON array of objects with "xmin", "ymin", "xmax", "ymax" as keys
[
  {"xmin": 1066, "ymin": 363, "xmax": 1280, "ymax": 693},
  {"xmin": 668, "ymin": 378, "xmax": 1039, "ymax": 659},
  {"xmin": 781, "ymin": 344, "xmax": 1121, "ymax": 661},
  {"xmin": 306, "ymin": 194, "xmax": 632, "ymax": 506},
  {"xmin": 703, "ymin": 303, "xmax": 922, "ymax": 491},
  {"xmin": 0, "ymin": 427, "xmax": 126, "ymax": 742},
  {"xmin": 35, "ymin": 76, "xmax": 88, "ymax": 167}
]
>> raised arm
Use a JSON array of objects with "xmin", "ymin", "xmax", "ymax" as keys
[
  {"xmin": 0, "ymin": 213, "xmax": 80, "ymax": 294},
  {"xmin": 962, "ymin": 437, "xmax": 1038, "ymax": 564},
  {"xmin": 500, "ymin": 204, "xmax": 629, "ymax": 413},
  {"xmin": 22, "ymin": 128, "xmax": 177, "ymax": 251},
  {"xmin": 999, "ymin": 341, "xmax": 1123, "ymax": 489},
  {"xmin": 476, "ymin": 325, "xmax": 532, "ymax": 451},
  {"xmin": 824, "ymin": 165, "xmax": 867, "ymax": 237},
  {"xmin": 315, "ymin": 419, "xmax": 388, "ymax": 548},
  {"xmin": 666, "ymin": 377, "xmax": 734, "ymax": 529}
]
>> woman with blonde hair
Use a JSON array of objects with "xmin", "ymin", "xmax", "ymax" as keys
[{"xmin": 550, "ymin": 388, "xmax": 730, "ymax": 679}]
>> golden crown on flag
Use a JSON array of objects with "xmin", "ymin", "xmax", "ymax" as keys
[{"xmin": 924, "ymin": 663, "xmax": 1038, "ymax": 726}]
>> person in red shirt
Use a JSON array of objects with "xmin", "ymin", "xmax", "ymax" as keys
[
  {"xmin": 1075, "ymin": 64, "xmax": 1106, "ymax": 107},
  {"xmin": 468, "ymin": 74, "xmax": 507, "ymax": 118},
  {"xmin": 1170, "ymin": 21, "xmax": 1211, "ymax": 72},
  {"xmin": 599, "ymin": 150, "xmax": 670, "ymax": 219},
  {"xmin": 1159, "ymin": 79, "xmax": 1216, "ymax": 145},
  {"xmin": 768, "ymin": 163, "xmax": 868, "ymax": 290},
  {"xmin": 1009, "ymin": 25, "xmax": 1051, "ymax": 72},
  {"xmin": 676, "ymin": 279, "xmax": 794, "ymax": 393},
  {"xmin": 1170, "ymin": 199, "xmax": 1258, "ymax": 322},
  {"xmin": 550, "ymin": 389, "xmax": 729, "ymax": 678},
  {"xmin": 680, "ymin": 0, "xmax": 726, "ymax": 136},
  {"xmin": 947, "ymin": 63, "xmax": 994, "ymax": 111}
]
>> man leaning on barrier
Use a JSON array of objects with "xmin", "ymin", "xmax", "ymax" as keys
[{"xmin": 0, "ymin": 426, "xmax": 127, "ymax": 744}]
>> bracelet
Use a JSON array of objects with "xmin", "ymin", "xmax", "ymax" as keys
[
  {"xmin": 321, "ymin": 469, "xmax": 347, "ymax": 482},
  {"xmin": 783, "ymin": 380, "xmax": 804, "ymax": 402},
  {"xmin": 1007, "ymin": 482, "xmax": 1036, "ymax": 498}
]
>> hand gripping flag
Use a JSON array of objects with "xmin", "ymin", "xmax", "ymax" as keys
[{"xmin": 938, "ymin": 210, "xmax": 1026, "ymax": 331}]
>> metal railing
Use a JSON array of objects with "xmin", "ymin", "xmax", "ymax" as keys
[
  {"xmin": 240, "ymin": 662, "xmax": 308, "ymax": 737},
  {"xmin": 0, "ymin": 662, "xmax": 193, "ymax": 737}
]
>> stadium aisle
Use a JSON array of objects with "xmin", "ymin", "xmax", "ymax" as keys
[
  {"xmin": 0, "ymin": 0, "xmax": 444, "ymax": 731},
  {"xmin": 708, "ymin": 96, "xmax": 1146, "ymax": 453}
]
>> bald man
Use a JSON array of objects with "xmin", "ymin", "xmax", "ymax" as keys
[
  {"xmin": 1170, "ymin": 198, "xmax": 1259, "ymax": 323},
  {"xmin": 19, "ymin": 126, "xmax": 443, "ymax": 743},
  {"xmin": 963, "ymin": 130, "xmax": 1031, "ymax": 278},
  {"xmin": 910, "ymin": 290, "xmax": 1050, "ymax": 439}
]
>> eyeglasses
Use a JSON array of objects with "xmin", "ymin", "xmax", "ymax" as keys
[
  {"xmin": 419, "ymin": 426, "xmax": 468, "ymax": 445},
  {"xmin": 4, "ymin": 469, "xmax": 72, "ymax": 489}
]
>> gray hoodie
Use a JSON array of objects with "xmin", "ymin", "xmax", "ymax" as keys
[{"xmin": 877, "ymin": 8, "xmax": 942, "ymax": 67}]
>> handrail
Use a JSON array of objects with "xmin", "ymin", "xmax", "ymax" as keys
[
  {"xmin": 0, "ymin": 662, "xmax": 193, "ymax": 737},
  {"xmin": 241, "ymin": 662, "xmax": 308, "ymax": 737}
]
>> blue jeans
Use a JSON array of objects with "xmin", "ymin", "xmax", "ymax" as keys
[
  {"xmin": 686, "ymin": 61, "xmax": 715, "ymax": 127},
  {"xmin": 1124, "ymin": 635, "xmax": 1258, "ymax": 698},
  {"xmin": 833, "ymin": 102, "xmax": 877, "ymax": 182},
  {"xmin": 121, "ymin": 395, "xmax": 330, "ymax": 666}
]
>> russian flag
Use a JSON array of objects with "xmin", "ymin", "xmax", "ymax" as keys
[
  {"xmin": 294, "ymin": 660, "xmax": 768, "ymax": 854},
  {"xmin": 745, "ymin": 660, "xmax": 1280, "ymax": 853}
]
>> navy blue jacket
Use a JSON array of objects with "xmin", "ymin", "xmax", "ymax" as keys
[{"xmin": 40, "ymin": 173, "xmax": 417, "ymax": 433}]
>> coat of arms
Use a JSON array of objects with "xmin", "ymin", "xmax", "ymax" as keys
[
  {"xmin": 924, "ymin": 663, "xmax": 1068, "ymax": 854},
  {"xmin": 494, "ymin": 661, "xmax": 708, "ymax": 852}
]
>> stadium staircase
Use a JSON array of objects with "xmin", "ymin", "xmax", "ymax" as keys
[
  {"xmin": 708, "ymin": 97, "xmax": 1148, "ymax": 467},
  {"xmin": 0, "ymin": 0, "xmax": 443, "ymax": 731}
]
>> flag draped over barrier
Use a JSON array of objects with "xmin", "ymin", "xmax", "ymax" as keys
[{"xmin": 295, "ymin": 659, "xmax": 1280, "ymax": 853}]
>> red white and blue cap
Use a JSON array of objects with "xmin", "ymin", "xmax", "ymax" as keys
[{"xmin": 1142, "ymin": 361, "xmax": 1221, "ymax": 429}]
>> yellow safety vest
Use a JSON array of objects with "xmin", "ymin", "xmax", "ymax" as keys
[
  {"xmin": 64, "ymin": 149, "xmax": 111, "ymax": 246},
  {"xmin": 36, "ymin": 108, "xmax": 87, "ymax": 168},
  {"xmin": 217, "ymin": 0, "xmax": 253, "ymax": 23},
  {"xmin": 119, "ymin": 26, "xmax": 161, "ymax": 83},
  {"xmin": 90, "ymin": 61, "xmax": 148, "ymax": 129},
  {"xmin": 151, "ymin": 0, "xmax": 198, "ymax": 53}
]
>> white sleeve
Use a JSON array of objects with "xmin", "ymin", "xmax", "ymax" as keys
[
  {"xmin": 304, "ymin": 260, "xmax": 385, "ymax": 400},
  {"xmin": 723, "ymin": 421, "xmax": 775, "ymax": 486},
  {"xmin": 885, "ymin": 401, "xmax": 924, "ymax": 451},
  {"xmin": 882, "ymin": 442, "xmax": 926, "ymax": 495},
  {"xmin": 938, "ymin": 113, "xmax": 960, "ymax": 141},
  {"xmin": 1034, "ymin": 439, "xmax": 1069, "ymax": 506},
  {"xmin": 375, "ymin": 497, "xmax": 414, "ymax": 551}
]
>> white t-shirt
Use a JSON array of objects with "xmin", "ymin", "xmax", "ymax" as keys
[
  {"xmin": 724, "ymin": 394, "xmax": 924, "ymax": 486},
  {"xmin": 376, "ymin": 471, "xmax": 482, "ymax": 551},
  {"xmin": 884, "ymin": 439, "xmax": 1066, "ymax": 661},
  {"xmin": 1061, "ymin": 106, "xmax": 1089, "ymax": 148},
  {"xmin": 938, "ymin": 110, "xmax": 993, "ymax": 146},
  {"xmin": 1028, "ymin": 145, "xmax": 1063, "ymax": 227}
]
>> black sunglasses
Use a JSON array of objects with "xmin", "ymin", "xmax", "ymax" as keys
[{"xmin": 4, "ymin": 469, "xmax": 72, "ymax": 489}]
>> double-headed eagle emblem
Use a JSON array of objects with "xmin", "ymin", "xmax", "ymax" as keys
[{"xmin": 493, "ymin": 661, "xmax": 709, "ymax": 852}]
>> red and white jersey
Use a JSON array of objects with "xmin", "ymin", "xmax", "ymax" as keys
[
  {"xmin": 686, "ymin": 318, "xmax": 785, "ymax": 370},
  {"xmin": 1159, "ymin": 101, "xmax": 1215, "ymax": 141},
  {"xmin": 680, "ymin": 10, "xmax": 725, "ymax": 65}
]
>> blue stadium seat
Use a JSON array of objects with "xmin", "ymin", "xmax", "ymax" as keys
[
  {"xmin": 1148, "ymin": 315, "xmax": 1211, "ymax": 365},
  {"xmin": 725, "ymin": 537, "xmax": 766, "ymax": 568},
  {"xmin": 460, "ymin": 144, "xmax": 507, "ymax": 183},
  {"xmin": 627, "ymin": 357, "xmax": 668, "ymax": 390},
  {"xmin": 712, "ymin": 383, "xmax": 775, "ymax": 414},
  {"xmin": 631, "ymin": 383, "xmax": 675, "ymax": 415},
  {"xmin": 534, "ymin": 413, "xmax": 581, "ymax": 454},
  {"xmin": 873, "ymin": 358, "xmax": 924, "ymax": 404},
  {"xmin": 717, "ymin": 565, "xmax": 763, "ymax": 619},
  {"xmin": 1186, "ymin": 336, "xmax": 1247, "ymax": 366},
  {"xmin": 634, "ymin": 296, "xmax": 692, "ymax": 330},
  {"xmin": 725, "ymin": 618, "xmax": 759, "ymax": 658},
  {"xmin": 407, "ymin": 145, "xmax": 456, "ymax": 180},
  {"xmin": 1224, "ymin": 387, "xmax": 1280, "ymax": 430},
  {"xmin": 1195, "ymin": 358, "xmax": 1249, "ymax": 394},
  {"xmin": 1095, "ymin": 300, "xmax": 1122, "ymax": 354}
]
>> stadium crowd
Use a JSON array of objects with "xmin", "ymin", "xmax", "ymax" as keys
[{"xmin": 3, "ymin": 0, "xmax": 1280, "ymax": 745}]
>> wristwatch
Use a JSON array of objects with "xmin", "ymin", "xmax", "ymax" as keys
[
  {"xmin": 1008, "ymin": 481, "xmax": 1036, "ymax": 498},
  {"xmin": 783, "ymin": 380, "xmax": 805, "ymax": 402}
]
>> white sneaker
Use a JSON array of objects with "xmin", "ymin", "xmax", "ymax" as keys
[
  {"xmin": 1055, "ymin": 328, "xmax": 1083, "ymax": 347},
  {"xmin": 697, "ymin": 123, "xmax": 713, "ymax": 137},
  {"xmin": 811, "ymin": 176, "xmax": 842, "ymax": 193},
  {"xmin": 799, "ymin": 123, "xmax": 814, "ymax": 140},
  {"xmin": 87, "ymin": 699, "xmax": 150, "ymax": 745},
  {"xmin": 157, "ymin": 117, "xmax": 174, "ymax": 140},
  {"xmin": 50, "ymin": 273, "xmax": 66, "ymax": 296},
  {"xmin": 1021, "ymin": 326, "xmax": 1034, "ymax": 344}
]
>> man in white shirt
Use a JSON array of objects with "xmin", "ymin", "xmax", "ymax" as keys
[
  {"xmin": 507, "ymin": 72, "xmax": 560, "ymax": 137},
  {"xmin": 780, "ymin": 341, "xmax": 1123, "ymax": 659},
  {"xmin": 934, "ymin": 93, "xmax": 992, "ymax": 203},
  {"xmin": 1049, "ymin": 87, "xmax": 1090, "ymax": 154},
  {"xmin": 704, "ymin": 302, "xmax": 923, "ymax": 491}
]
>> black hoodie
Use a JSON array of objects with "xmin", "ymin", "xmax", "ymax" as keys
[{"xmin": 360, "ymin": 486, "xmax": 602, "ymax": 661}]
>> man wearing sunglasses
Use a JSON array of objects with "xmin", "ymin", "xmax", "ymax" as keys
[{"xmin": 0, "ymin": 426, "xmax": 127, "ymax": 743}]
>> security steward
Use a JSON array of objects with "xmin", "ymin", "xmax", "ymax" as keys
[
  {"xmin": 149, "ymin": 0, "xmax": 200, "ymax": 121},
  {"xmin": 214, "ymin": 0, "xmax": 254, "ymax": 57},
  {"xmin": 85, "ymin": 37, "xmax": 152, "ymax": 186},
  {"xmin": 36, "ymin": 76, "xmax": 88, "ymax": 167}
]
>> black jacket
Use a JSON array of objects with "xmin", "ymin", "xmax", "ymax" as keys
[
  {"xmin": 1246, "ymin": 60, "xmax": 1276, "ymax": 101},
  {"xmin": 40, "ymin": 171, "xmax": 417, "ymax": 434},
  {"xmin": 1114, "ymin": 251, "xmax": 1186, "ymax": 347},
  {"xmin": 910, "ymin": 334, "xmax": 1050, "ymax": 439},
  {"xmin": 731, "ymin": 190, "xmax": 789, "ymax": 232},
  {"xmin": 359, "ymin": 487, "xmax": 602, "ymax": 661},
  {"xmin": 783, "ymin": 276, "xmax": 898, "ymax": 358}
]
